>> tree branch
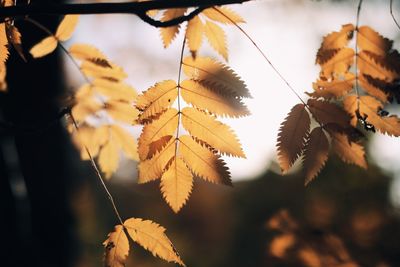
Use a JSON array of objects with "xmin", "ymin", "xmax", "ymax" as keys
[{"xmin": 0, "ymin": 0, "xmax": 250, "ymax": 27}]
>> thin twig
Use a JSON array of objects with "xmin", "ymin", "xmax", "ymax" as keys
[
  {"xmin": 355, "ymin": 0, "xmax": 364, "ymax": 110},
  {"xmin": 212, "ymin": 7, "xmax": 307, "ymax": 106},
  {"xmin": 390, "ymin": 0, "xmax": 400, "ymax": 30},
  {"xmin": 69, "ymin": 112, "xmax": 124, "ymax": 225},
  {"xmin": 0, "ymin": 0, "xmax": 250, "ymax": 27}
]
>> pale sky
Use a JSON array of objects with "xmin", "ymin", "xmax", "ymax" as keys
[{"xmin": 65, "ymin": 0, "xmax": 400, "ymax": 189}]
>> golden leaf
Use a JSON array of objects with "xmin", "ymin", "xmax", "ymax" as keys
[
  {"xmin": 160, "ymin": 8, "xmax": 187, "ymax": 48},
  {"xmin": 6, "ymin": 24, "xmax": 25, "ymax": 61},
  {"xmin": 71, "ymin": 97, "xmax": 102, "ymax": 122},
  {"xmin": 55, "ymin": 15, "xmax": 79, "ymax": 42},
  {"xmin": 0, "ymin": 24, "xmax": 9, "ymax": 63},
  {"xmin": 138, "ymin": 138, "xmax": 176, "ymax": 183},
  {"xmin": 179, "ymin": 135, "xmax": 231, "ymax": 185},
  {"xmin": 147, "ymin": 135, "xmax": 173, "ymax": 160},
  {"xmin": 180, "ymin": 79, "xmax": 249, "ymax": 117},
  {"xmin": 124, "ymin": 218, "xmax": 184, "ymax": 266},
  {"xmin": 183, "ymin": 56, "xmax": 251, "ymax": 98},
  {"xmin": 111, "ymin": 125, "xmax": 139, "ymax": 161},
  {"xmin": 138, "ymin": 108, "xmax": 179, "ymax": 160},
  {"xmin": 185, "ymin": 16, "xmax": 203, "ymax": 58},
  {"xmin": 344, "ymin": 95, "xmax": 400, "ymax": 136},
  {"xmin": 0, "ymin": 63, "xmax": 6, "ymax": 91},
  {"xmin": 303, "ymin": 127, "xmax": 329, "ymax": 185},
  {"xmin": 307, "ymin": 99, "xmax": 350, "ymax": 127},
  {"xmin": 72, "ymin": 125, "xmax": 101, "ymax": 159},
  {"xmin": 160, "ymin": 156, "xmax": 193, "ymax": 213},
  {"xmin": 69, "ymin": 43, "xmax": 111, "ymax": 67},
  {"xmin": 277, "ymin": 104, "xmax": 310, "ymax": 173},
  {"xmin": 81, "ymin": 60, "xmax": 127, "ymax": 81},
  {"xmin": 358, "ymin": 51, "xmax": 399, "ymax": 82},
  {"xmin": 204, "ymin": 21, "xmax": 228, "ymax": 61},
  {"xmin": 308, "ymin": 73, "xmax": 355, "ymax": 100},
  {"xmin": 357, "ymin": 26, "xmax": 392, "ymax": 56},
  {"xmin": 181, "ymin": 107, "xmax": 245, "ymax": 157},
  {"xmin": 316, "ymin": 24, "xmax": 354, "ymax": 64},
  {"xmin": 103, "ymin": 225, "xmax": 129, "ymax": 267},
  {"xmin": 106, "ymin": 100, "xmax": 138, "ymax": 124},
  {"xmin": 330, "ymin": 130, "xmax": 367, "ymax": 169},
  {"xmin": 202, "ymin": 7, "xmax": 245, "ymax": 24},
  {"xmin": 320, "ymin": 47, "xmax": 354, "ymax": 78},
  {"xmin": 29, "ymin": 36, "xmax": 57, "ymax": 58},
  {"xmin": 93, "ymin": 78, "xmax": 137, "ymax": 102},
  {"xmin": 359, "ymin": 74, "xmax": 389, "ymax": 103},
  {"xmin": 98, "ymin": 138, "xmax": 120, "ymax": 178},
  {"xmin": 136, "ymin": 80, "xmax": 178, "ymax": 122}
]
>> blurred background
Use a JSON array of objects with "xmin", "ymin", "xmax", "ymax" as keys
[{"xmin": 1, "ymin": 0, "xmax": 400, "ymax": 266}]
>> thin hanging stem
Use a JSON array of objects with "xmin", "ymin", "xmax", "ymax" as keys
[
  {"xmin": 390, "ymin": 0, "xmax": 400, "ymax": 30},
  {"xmin": 175, "ymin": 37, "xmax": 186, "ymax": 154},
  {"xmin": 69, "ymin": 112, "xmax": 124, "ymax": 225},
  {"xmin": 355, "ymin": 0, "xmax": 364, "ymax": 110},
  {"xmin": 212, "ymin": 7, "xmax": 307, "ymax": 106}
]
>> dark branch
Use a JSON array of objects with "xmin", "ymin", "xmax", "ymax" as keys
[{"xmin": 0, "ymin": 0, "xmax": 250, "ymax": 27}]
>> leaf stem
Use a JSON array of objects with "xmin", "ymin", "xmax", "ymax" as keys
[
  {"xmin": 175, "ymin": 37, "xmax": 186, "ymax": 155},
  {"xmin": 69, "ymin": 111, "xmax": 124, "ymax": 226}
]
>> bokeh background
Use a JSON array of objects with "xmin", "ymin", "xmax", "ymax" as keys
[{"xmin": 1, "ymin": 0, "xmax": 400, "ymax": 266}]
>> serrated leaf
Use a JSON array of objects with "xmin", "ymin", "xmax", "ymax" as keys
[
  {"xmin": 316, "ymin": 24, "xmax": 354, "ymax": 65},
  {"xmin": 307, "ymin": 99, "xmax": 350, "ymax": 127},
  {"xmin": 359, "ymin": 74, "xmax": 389, "ymax": 103},
  {"xmin": 204, "ymin": 21, "xmax": 228, "ymax": 61},
  {"xmin": 0, "ymin": 24, "xmax": 9, "ymax": 63},
  {"xmin": 357, "ymin": 26, "xmax": 392, "ymax": 56},
  {"xmin": 136, "ymin": 80, "xmax": 178, "ymax": 122},
  {"xmin": 277, "ymin": 104, "xmax": 310, "ymax": 173},
  {"xmin": 69, "ymin": 43, "xmax": 111, "ymax": 67},
  {"xmin": 93, "ymin": 78, "xmax": 137, "ymax": 102},
  {"xmin": 138, "ymin": 138, "xmax": 176, "ymax": 183},
  {"xmin": 160, "ymin": 8, "xmax": 187, "ymax": 48},
  {"xmin": 183, "ymin": 56, "xmax": 251, "ymax": 98},
  {"xmin": 181, "ymin": 107, "xmax": 245, "ymax": 157},
  {"xmin": 186, "ymin": 16, "xmax": 203, "ymax": 58},
  {"xmin": 103, "ymin": 225, "xmax": 129, "ymax": 267},
  {"xmin": 161, "ymin": 156, "xmax": 193, "ymax": 213},
  {"xmin": 179, "ymin": 135, "xmax": 231, "ymax": 185},
  {"xmin": 55, "ymin": 15, "xmax": 79, "ymax": 41},
  {"xmin": 330, "ymin": 130, "xmax": 367, "ymax": 169},
  {"xmin": 303, "ymin": 127, "xmax": 329, "ymax": 185},
  {"xmin": 124, "ymin": 218, "xmax": 184, "ymax": 266},
  {"xmin": 308, "ymin": 73, "xmax": 355, "ymax": 100},
  {"xmin": 320, "ymin": 47, "xmax": 354, "ymax": 78},
  {"xmin": 111, "ymin": 125, "xmax": 139, "ymax": 161},
  {"xmin": 29, "ymin": 36, "xmax": 57, "ymax": 58},
  {"xmin": 344, "ymin": 95, "xmax": 400, "ymax": 136},
  {"xmin": 180, "ymin": 79, "xmax": 249, "ymax": 117},
  {"xmin": 358, "ymin": 51, "xmax": 400, "ymax": 82},
  {"xmin": 202, "ymin": 7, "xmax": 245, "ymax": 24},
  {"xmin": 99, "ymin": 138, "xmax": 120, "ymax": 178},
  {"xmin": 81, "ymin": 60, "xmax": 127, "ymax": 81},
  {"xmin": 138, "ymin": 108, "xmax": 179, "ymax": 160},
  {"xmin": 106, "ymin": 100, "xmax": 138, "ymax": 124}
]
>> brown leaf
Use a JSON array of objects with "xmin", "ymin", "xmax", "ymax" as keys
[
  {"xmin": 308, "ymin": 99, "xmax": 350, "ymax": 127},
  {"xmin": 308, "ymin": 73, "xmax": 354, "ymax": 100},
  {"xmin": 330, "ymin": 130, "xmax": 367, "ymax": 169},
  {"xmin": 357, "ymin": 25, "xmax": 392, "ymax": 56},
  {"xmin": 277, "ymin": 104, "xmax": 310, "ymax": 173}
]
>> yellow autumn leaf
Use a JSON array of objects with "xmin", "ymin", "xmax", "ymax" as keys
[
  {"xmin": 359, "ymin": 74, "xmax": 389, "ymax": 103},
  {"xmin": 98, "ymin": 138, "xmax": 120, "ymax": 179},
  {"xmin": 179, "ymin": 135, "xmax": 231, "ymax": 185},
  {"xmin": 181, "ymin": 107, "xmax": 245, "ymax": 157},
  {"xmin": 0, "ymin": 24, "xmax": 9, "ymax": 63},
  {"xmin": 186, "ymin": 16, "xmax": 203, "ymax": 58},
  {"xmin": 6, "ymin": 24, "xmax": 25, "ymax": 61},
  {"xmin": 357, "ymin": 26, "xmax": 392, "ymax": 56},
  {"xmin": 29, "ymin": 36, "xmax": 58, "ymax": 58},
  {"xmin": 136, "ymin": 80, "xmax": 178, "ymax": 122},
  {"xmin": 105, "ymin": 100, "xmax": 139, "ymax": 124},
  {"xmin": 138, "ymin": 108, "xmax": 179, "ymax": 160},
  {"xmin": 357, "ymin": 51, "xmax": 399, "ymax": 82},
  {"xmin": 309, "ymin": 73, "xmax": 355, "ymax": 100},
  {"xmin": 124, "ymin": 218, "xmax": 185, "ymax": 266},
  {"xmin": 202, "ymin": 7, "xmax": 245, "ymax": 24},
  {"xmin": 277, "ymin": 104, "xmax": 310, "ymax": 173},
  {"xmin": 69, "ymin": 43, "xmax": 111, "ymax": 67},
  {"xmin": 303, "ymin": 127, "xmax": 329, "ymax": 185},
  {"xmin": 138, "ymin": 138, "xmax": 176, "ymax": 183},
  {"xmin": 160, "ymin": 8, "xmax": 187, "ymax": 48},
  {"xmin": 320, "ymin": 47, "xmax": 354, "ymax": 78},
  {"xmin": 180, "ymin": 79, "xmax": 250, "ymax": 117},
  {"xmin": 161, "ymin": 156, "xmax": 193, "ymax": 213},
  {"xmin": 0, "ymin": 63, "xmax": 7, "ymax": 91},
  {"xmin": 55, "ymin": 15, "xmax": 79, "ymax": 42},
  {"xmin": 93, "ymin": 78, "xmax": 137, "ymax": 102},
  {"xmin": 103, "ymin": 225, "xmax": 130, "ymax": 267},
  {"xmin": 204, "ymin": 21, "xmax": 228, "ymax": 61},
  {"xmin": 111, "ymin": 125, "xmax": 139, "ymax": 161},
  {"xmin": 183, "ymin": 56, "xmax": 251, "ymax": 98},
  {"xmin": 81, "ymin": 60, "xmax": 127, "ymax": 81}
]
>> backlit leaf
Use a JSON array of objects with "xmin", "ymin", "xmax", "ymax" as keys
[
  {"xmin": 6, "ymin": 24, "xmax": 25, "ymax": 61},
  {"xmin": 69, "ymin": 43, "xmax": 111, "ymax": 67},
  {"xmin": 320, "ymin": 47, "xmax": 354, "ymax": 78},
  {"xmin": 308, "ymin": 73, "xmax": 355, "ymax": 100},
  {"xmin": 277, "ymin": 104, "xmax": 310, "ymax": 173},
  {"xmin": 98, "ymin": 138, "xmax": 120, "ymax": 178},
  {"xmin": 111, "ymin": 125, "xmax": 139, "ymax": 161},
  {"xmin": 103, "ymin": 225, "xmax": 129, "ymax": 267},
  {"xmin": 202, "ymin": 7, "xmax": 245, "ymax": 24},
  {"xmin": 358, "ymin": 51, "xmax": 400, "ymax": 82},
  {"xmin": 330, "ymin": 130, "xmax": 367, "ymax": 169},
  {"xmin": 161, "ymin": 156, "xmax": 193, "ymax": 213},
  {"xmin": 186, "ymin": 16, "xmax": 203, "ymax": 58},
  {"xmin": 124, "ymin": 218, "xmax": 184, "ymax": 266},
  {"xmin": 204, "ymin": 21, "xmax": 228, "ymax": 61},
  {"xmin": 357, "ymin": 26, "xmax": 392, "ymax": 56},
  {"xmin": 160, "ymin": 8, "xmax": 187, "ymax": 48},
  {"xmin": 55, "ymin": 15, "xmax": 79, "ymax": 41},
  {"xmin": 181, "ymin": 107, "xmax": 245, "ymax": 157},
  {"xmin": 0, "ymin": 24, "xmax": 9, "ymax": 63},
  {"xmin": 29, "ymin": 36, "xmax": 57, "ymax": 58},
  {"xmin": 308, "ymin": 99, "xmax": 350, "ymax": 127}
]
